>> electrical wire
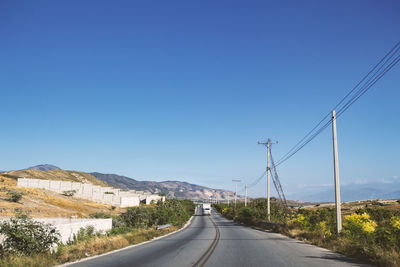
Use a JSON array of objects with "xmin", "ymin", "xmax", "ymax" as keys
[
  {"xmin": 275, "ymin": 41, "xmax": 400, "ymax": 167},
  {"xmin": 237, "ymin": 169, "xmax": 267, "ymax": 194}
]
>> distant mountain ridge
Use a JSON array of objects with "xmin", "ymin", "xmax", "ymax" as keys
[
  {"xmin": 287, "ymin": 181, "xmax": 400, "ymax": 202},
  {"xmin": 27, "ymin": 164, "xmax": 61, "ymax": 171},
  {"xmin": 90, "ymin": 172, "xmax": 235, "ymax": 200},
  {"xmin": 9, "ymin": 164, "xmax": 235, "ymax": 201}
]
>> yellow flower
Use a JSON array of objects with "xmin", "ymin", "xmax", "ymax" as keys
[
  {"xmin": 391, "ymin": 216, "xmax": 400, "ymax": 231},
  {"xmin": 344, "ymin": 212, "xmax": 377, "ymax": 233},
  {"xmin": 295, "ymin": 214, "xmax": 305, "ymax": 223}
]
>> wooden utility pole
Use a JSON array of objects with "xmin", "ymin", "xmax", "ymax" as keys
[{"xmin": 332, "ymin": 110, "xmax": 342, "ymax": 233}]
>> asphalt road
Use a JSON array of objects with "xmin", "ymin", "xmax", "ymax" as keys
[{"xmin": 67, "ymin": 208, "xmax": 369, "ymax": 267}]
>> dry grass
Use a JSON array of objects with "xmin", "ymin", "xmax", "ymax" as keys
[
  {"xmin": 0, "ymin": 226, "xmax": 180, "ymax": 267},
  {"xmin": 57, "ymin": 226, "xmax": 178, "ymax": 263},
  {"xmin": 0, "ymin": 175, "xmax": 122, "ymax": 218},
  {"xmin": 281, "ymin": 219, "xmax": 400, "ymax": 266},
  {"xmin": 4, "ymin": 169, "xmax": 108, "ymax": 187},
  {"xmin": 0, "ymin": 254, "xmax": 58, "ymax": 267}
]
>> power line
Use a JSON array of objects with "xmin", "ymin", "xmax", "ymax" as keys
[
  {"xmin": 275, "ymin": 40, "xmax": 400, "ymax": 166},
  {"xmin": 237, "ymin": 170, "xmax": 267, "ymax": 194}
]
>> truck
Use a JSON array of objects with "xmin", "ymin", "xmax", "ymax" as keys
[{"xmin": 202, "ymin": 203, "xmax": 211, "ymax": 216}]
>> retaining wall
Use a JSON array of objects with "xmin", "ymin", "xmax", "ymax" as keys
[
  {"xmin": 17, "ymin": 178, "xmax": 163, "ymax": 208},
  {"xmin": 0, "ymin": 217, "xmax": 112, "ymax": 244}
]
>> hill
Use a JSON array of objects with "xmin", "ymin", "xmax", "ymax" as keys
[
  {"xmin": 0, "ymin": 164, "xmax": 236, "ymax": 216},
  {"xmin": 27, "ymin": 164, "xmax": 61, "ymax": 171},
  {"xmin": 0, "ymin": 171, "xmax": 120, "ymax": 218},
  {"xmin": 5, "ymin": 169, "xmax": 109, "ymax": 187},
  {"xmin": 91, "ymin": 172, "xmax": 235, "ymax": 201}
]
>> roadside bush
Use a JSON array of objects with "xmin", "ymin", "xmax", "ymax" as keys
[
  {"xmin": 68, "ymin": 225, "xmax": 100, "ymax": 245},
  {"xmin": 89, "ymin": 212, "xmax": 112, "ymax": 219},
  {"xmin": 120, "ymin": 206, "xmax": 155, "ymax": 228},
  {"xmin": 107, "ymin": 226, "xmax": 132, "ymax": 236},
  {"xmin": 236, "ymin": 206, "xmax": 260, "ymax": 225},
  {"xmin": 295, "ymin": 208, "xmax": 336, "ymax": 234},
  {"xmin": 222, "ymin": 206, "xmax": 234, "ymax": 219},
  {"xmin": 0, "ymin": 214, "xmax": 60, "ymax": 256},
  {"xmin": 118, "ymin": 199, "xmax": 194, "ymax": 229},
  {"xmin": 343, "ymin": 212, "xmax": 377, "ymax": 239}
]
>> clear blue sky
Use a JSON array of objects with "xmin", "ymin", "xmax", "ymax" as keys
[{"xmin": 1, "ymin": 0, "xmax": 399, "ymax": 197}]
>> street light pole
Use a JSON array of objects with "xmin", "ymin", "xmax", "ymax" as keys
[{"xmin": 232, "ymin": 179, "xmax": 241, "ymax": 210}]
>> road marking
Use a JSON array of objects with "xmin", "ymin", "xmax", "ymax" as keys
[{"xmin": 193, "ymin": 215, "xmax": 220, "ymax": 267}]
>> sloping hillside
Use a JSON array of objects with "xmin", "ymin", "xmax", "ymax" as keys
[
  {"xmin": 0, "ymin": 170, "xmax": 119, "ymax": 218},
  {"xmin": 5, "ymin": 169, "xmax": 109, "ymax": 187}
]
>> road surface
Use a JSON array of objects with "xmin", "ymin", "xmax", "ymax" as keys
[{"xmin": 67, "ymin": 208, "xmax": 368, "ymax": 267}]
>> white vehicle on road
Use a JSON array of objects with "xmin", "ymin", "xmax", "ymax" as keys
[{"xmin": 202, "ymin": 203, "xmax": 211, "ymax": 216}]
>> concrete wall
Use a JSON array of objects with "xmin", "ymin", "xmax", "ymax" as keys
[
  {"xmin": 36, "ymin": 218, "xmax": 112, "ymax": 244},
  {"xmin": 0, "ymin": 217, "xmax": 112, "ymax": 244},
  {"xmin": 60, "ymin": 181, "xmax": 72, "ymax": 192},
  {"xmin": 120, "ymin": 196, "xmax": 140, "ymax": 208},
  {"xmin": 16, "ymin": 178, "xmax": 164, "ymax": 208},
  {"xmin": 145, "ymin": 195, "xmax": 164, "ymax": 205},
  {"xmin": 50, "ymin": 180, "xmax": 61, "ymax": 193},
  {"xmin": 38, "ymin": 179, "xmax": 50, "ymax": 189}
]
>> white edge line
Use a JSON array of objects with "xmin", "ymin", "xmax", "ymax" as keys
[{"xmin": 58, "ymin": 215, "xmax": 195, "ymax": 266}]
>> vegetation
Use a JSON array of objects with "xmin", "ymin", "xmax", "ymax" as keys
[
  {"xmin": 214, "ymin": 198, "xmax": 289, "ymax": 225},
  {"xmin": 6, "ymin": 191, "xmax": 23, "ymax": 203},
  {"xmin": 0, "ymin": 199, "xmax": 195, "ymax": 266},
  {"xmin": 0, "ymin": 214, "xmax": 60, "ymax": 256},
  {"xmin": 0, "ymin": 175, "xmax": 121, "ymax": 218},
  {"xmin": 214, "ymin": 199, "xmax": 400, "ymax": 267},
  {"xmin": 61, "ymin": 190, "xmax": 76, "ymax": 197},
  {"xmin": 118, "ymin": 199, "xmax": 194, "ymax": 228}
]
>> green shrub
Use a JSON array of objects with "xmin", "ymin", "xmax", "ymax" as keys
[
  {"xmin": 68, "ymin": 225, "xmax": 100, "ymax": 245},
  {"xmin": 118, "ymin": 199, "xmax": 194, "ymax": 229},
  {"xmin": 120, "ymin": 206, "xmax": 155, "ymax": 228},
  {"xmin": 0, "ymin": 214, "xmax": 60, "ymax": 256},
  {"xmin": 89, "ymin": 212, "xmax": 112, "ymax": 219},
  {"xmin": 107, "ymin": 226, "xmax": 132, "ymax": 236},
  {"xmin": 6, "ymin": 190, "xmax": 23, "ymax": 203},
  {"xmin": 236, "ymin": 206, "xmax": 260, "ymax": 225},
  {"xmin": 62, "ymin": 190, "xmax": 76, "ymax": 197}
]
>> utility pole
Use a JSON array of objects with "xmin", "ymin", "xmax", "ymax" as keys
[
  {"xmin": 332, "ymin": 110, "xmax": 342, "ymax": 233},
  {"xmin": 245, "ymin": 184, "xmax": 247, "ymax": 207},
  {"xmin": 232, "ymin": 179, "xmax": 241, "ymax": 210},
  {"xmin": 258, "ymin": 138, "xmax": 278, "ymax": 221}
]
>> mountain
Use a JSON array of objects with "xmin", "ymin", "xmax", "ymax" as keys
[
  {"xmin": 27, "ymin": 164, "xmax": 61, "ymax": 171},
  {"xmin": 91, "ymin": 172, "xmax": 235, "ymax": 201},
  {"xmin": 287, "ymin": 181, "xmax": 400, "ymax": 202}
]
